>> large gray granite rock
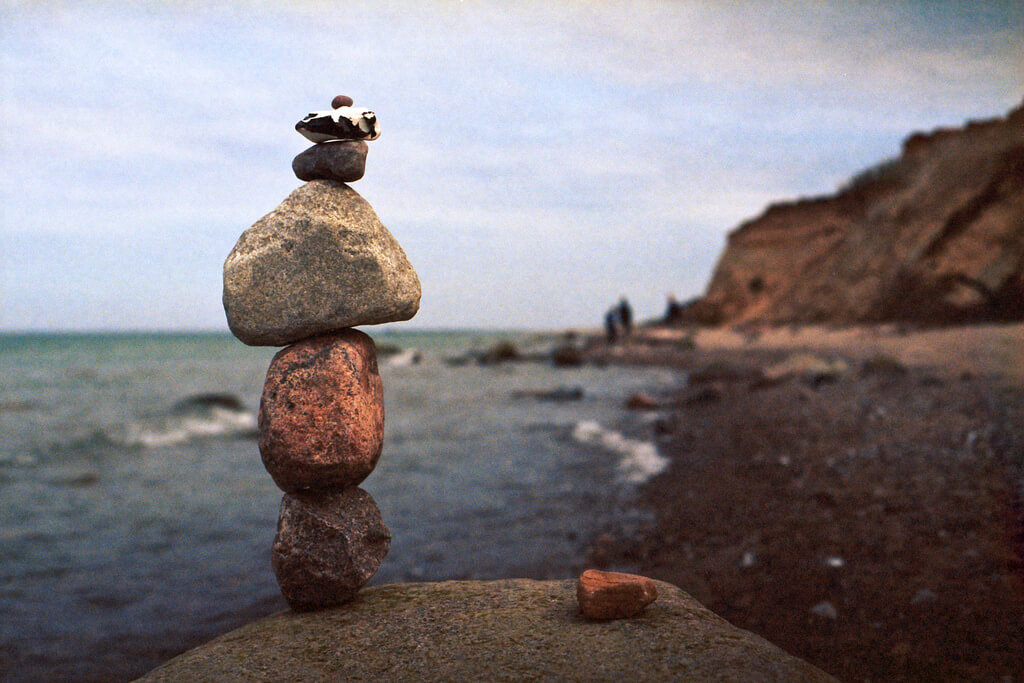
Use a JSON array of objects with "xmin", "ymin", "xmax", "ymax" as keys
[
  {"xmin": 223, "ymin": 180, "xmax": 420, "ymax": 346},
  {"xmin": 140, "ymin": 579, "xmax": 835, "ymax": 681}
]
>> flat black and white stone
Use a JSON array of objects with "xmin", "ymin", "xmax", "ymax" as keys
[{"xmin": 296, "ymin": 106, "xmax": 380, "ymax": 143}]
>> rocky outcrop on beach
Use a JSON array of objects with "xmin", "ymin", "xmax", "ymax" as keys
[
  {"xmin": 685, "ymin": 100, "xmax": 1024, "ymax": 326},
  {"xmin": 140, "ymin": 579, "xmax": 834, "ymax": 681},
  {"xmin": 222, "ymin": 95, "xmax": 418, "ymax": 611}
]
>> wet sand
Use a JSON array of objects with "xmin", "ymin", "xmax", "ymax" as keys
[{"xmin": 584, "ymin": 324, "xmax": 1024, "ymax": 681}]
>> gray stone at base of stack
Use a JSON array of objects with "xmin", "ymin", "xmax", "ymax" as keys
[{"xmin": 272, "ymin": 488, "xmax": 391, "ymax": 612}]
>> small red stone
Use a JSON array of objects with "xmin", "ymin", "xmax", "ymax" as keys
[
  {"xmin": 625, "ymin": 391, "xmax": 659, "ymax": 410},
  {"xmin": 577, "ymin": 569, "xmax": 658, "ymax": 620},
  {"xmin": 259, "ymin": 330, "xmax": 383, "ymax": 493},
  {"xmin": 331, "ymin": 95, "xmax": 354, "ymax": 108}
]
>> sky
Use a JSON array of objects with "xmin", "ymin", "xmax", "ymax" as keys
[{"xmin": 1, "ymin": 1, "xmax": 1022, "ymax": 332}]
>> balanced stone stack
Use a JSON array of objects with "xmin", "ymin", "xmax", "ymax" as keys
[{"xmin": 222, "ymin": 96, "xmax": 420, "ymax": 611}]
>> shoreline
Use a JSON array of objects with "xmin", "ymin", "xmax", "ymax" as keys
[
  {"xmin": 583, "ymin": 323, "xmax": 1024, "ymax": 680},
  {"xmin": 615, "ymin": 321, "xmax": 1024, "ymax": 382}
]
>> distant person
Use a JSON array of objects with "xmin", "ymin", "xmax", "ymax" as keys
[
  {"xmin": 617, "ymin": 297, "xmax": 633, "ymax": 337},
  {"xmin": 604, "ymin": 308, "xmax": 620, "ymax": 344},
  {"xmin": 665, "ymin": 294, "xmax": 683, "ymax": 322}
]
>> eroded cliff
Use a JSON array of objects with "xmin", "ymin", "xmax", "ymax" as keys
[{"xmin": 688, "ymin": 101, "xmax": 1024, "ymax": 326}]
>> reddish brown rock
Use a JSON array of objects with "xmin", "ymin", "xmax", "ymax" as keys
[
  {"xmin": 331, "ymin": 94, "xmax": 354, "ymax": 109},
  {"xmin": 577, "ymin": 569, "xmax": 658, "ymax": 620},
  {"xmin": 625, "ymin": 391, "xmax": 659, "ymax": 410},
  {"xmin": 292, "ymin": 140, "xmax": 367, "ymax": 183},
  {"xmin": 272, "ymin": 488, "xmax": 391, "ymax": 612},
  {"xmin": 259, "ymin": 330, "xmax": 383, "ymax": 493}
]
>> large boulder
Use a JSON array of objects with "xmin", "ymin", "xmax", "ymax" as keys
[
  {"xmin": 223, "ymin": 180, "xmax": 421, "ymax": 346},
  {"xmin": 140, "ymin": 579, "xmax": 834, "ymax": 681}
]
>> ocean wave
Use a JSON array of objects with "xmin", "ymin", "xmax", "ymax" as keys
[
  {"xmin": 104, "ymin": 395, "xmax": 257, "ymax": 448},
  {"xmin": 571, "ymin": 420, "xmax": 669, "ymax": 484},
  {"xmin": 0, "ymin": 453, "xmax": 39, "ymax": 466},
  {"xmin": 383, "ymin": 348, "xmax": 421, "ymax": 368}
]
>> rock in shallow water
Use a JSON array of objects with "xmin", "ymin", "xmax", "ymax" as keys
[
  {"xmin": 222, "ymin": 180, "xmax": 421, "ymax": 346},
  {"xmin": 577, "ymin": 568, "xmax": 658, "ymax": 620},
  {"xmin": 293, "ymin": 140, "xmax": 367, "ymax": 183},
  {"xmin": 259, "ymin": 330, "xmax": 384, "ymax": 493},
  {"xmin": 272, "ymin": 488, "xmax": 390, "ymax": 612}
]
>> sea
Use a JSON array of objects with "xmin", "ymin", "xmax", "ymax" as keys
[{"xmin": 0, "ymin": 331, "xmax": 682, "ymax": 681}]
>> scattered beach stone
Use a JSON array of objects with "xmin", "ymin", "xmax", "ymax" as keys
[
  {"xmin": 810, "ymin": 601, "xmax": 838, "ymax": 620},
  {"xmin": 223, "ymin": 180, "xmax": 421, "ymax": 346},
  {"xmin": 689, "ymin": 359, "xmax": 760, "ymax": 385},
  {"xmin": 510, "ymin": 386, "xmax": 584, "ymax": 402},
  {"xmin": 293, "ymin": 140, "xmax": 367, "ymax": 183},
  {"xmin": 577, "ymin": 568, "xmax": 658, "ymax": 620},
  {"xmin": 476, "ymin": 340, "xmax": 520, "ymax": 365},
  {"xmin": 272, "ymin": 488, "xmax": 391, "ymax": 612},
  {"xmin": 859, "ymin": 354, "xmax": 908, "ymax": 377},
  {"xmin": 763, "ymin": 354, "xmax": 848, "ymax": 386},
  {"xmin": 550, "ymin": 344, "xmax": 583, "ymax": 366},
  {"xmin": 626, "ymin": 391, "xmax": 659, "ymax": 410},
  {"xmin": 912, "ymin": 588, "xmax": 938, "ymax": 605},
  {"xmin": 331, "ymin": 94, "xmax": 354, "ymax": 109},
  {"xmin": 259, "ymin": 330, "xmax": 384, "ymax": 493},
  {"xmin": 683, "ymin": 383, "xmax": 724, "ymax": 405}
]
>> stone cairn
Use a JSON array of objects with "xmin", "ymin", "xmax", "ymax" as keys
[{"xmin": 222, "ymin": 95, "xmax": 421, "ymax": 611}]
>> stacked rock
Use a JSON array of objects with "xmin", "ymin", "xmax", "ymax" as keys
[{"xmin": 222, "ymin": 96, "xmax": 420, "ymax": 611}]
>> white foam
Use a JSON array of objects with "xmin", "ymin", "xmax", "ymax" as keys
[
  {"xmin": 0, "ymin": 453, "xmax": 38, "ymax": 466},
  {"xmin": 385, "ymin": 348, "xmax": 420, "ymax": 368},
  {"xmin": 571, "ymin": 420, "xmax": 669, "ymax": 484},
  {"xmin": 110, "ymin": 407, "xmax": 257, "ymax": 448}
]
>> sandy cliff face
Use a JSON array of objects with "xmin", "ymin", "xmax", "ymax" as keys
[{"xmin": 689, "ymin": 101, "xmax": 1024, "ymax": 326}]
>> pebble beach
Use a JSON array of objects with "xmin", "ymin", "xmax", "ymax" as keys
[{"xmin": 584, "ymin": 322, "xmax": 1024, "ymax": 681}]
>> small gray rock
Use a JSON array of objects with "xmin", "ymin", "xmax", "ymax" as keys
[
  {"xmin": 810, "ymin": 601, "xmax": 838, "ymax": 619},
  {"xmin": 272, "ymin": 488, "xmax": 391, "ymax": 612},
  {"xmin": 223, "ymin": 180, "xmax": 421, "ymax": 346},
  {"xmin": 293, "ymin": 140, "xmax": 367, "ymax": 183}
]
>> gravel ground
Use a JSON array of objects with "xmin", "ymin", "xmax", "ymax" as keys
[{"xmin": 584, "ymin": 337, "xmax": 1024, "ymax": 681}]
